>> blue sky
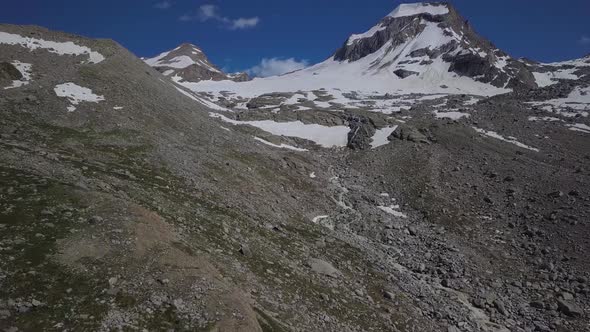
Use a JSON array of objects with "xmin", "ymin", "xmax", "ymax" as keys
[{"xmin": 1, "ymin": 0, "xmax": 589, "ymax": 75}]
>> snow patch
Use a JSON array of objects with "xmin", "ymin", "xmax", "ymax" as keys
[
  {"xmin": 348, "ymin": 24, "xmax": 387, "ymax": 45},
  {"xmin": 0, "ymin": 31, "xmax": 104, "ymax": 64},
  {"xmin": 434, "ymin": 111, "xmax": 470, "ymax": 120},
  {"xmin": 253, "ymin": 136, "xmax": 308, "ymax": 152},
  {"xmin": 370, "ymin": 125, "xmax": 398, "ymax": 148},
  {"xmin": 473, "ymin": 127, "xmax": 539, "ymax": 152},
  {"xmin": 54, "ymin": 83, "xmax": 105, "ymax": 112},
  {"xmin": 566, "ymin": 123, "xmax": 590, "ymax": 134}
]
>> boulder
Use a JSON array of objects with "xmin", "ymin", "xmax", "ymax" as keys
[
  {"xmin": 0, "ymin": 62, "xmax": 22, "ymax": 81},
  {"xmin": 307, "ymin": 258, "xmax": 341, "ymax": 278}
]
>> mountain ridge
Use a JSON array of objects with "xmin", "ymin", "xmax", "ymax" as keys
[{"xmin": 144, "ymin": 42, "xmax": 249, "ymax": 83}]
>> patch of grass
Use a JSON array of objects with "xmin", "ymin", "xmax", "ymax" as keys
[{"xmin": 0, "ymin": 166, "xmax": 108, "ymax": 330}]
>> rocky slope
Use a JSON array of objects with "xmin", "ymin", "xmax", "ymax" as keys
[
  {"xmin": 144, "ymin": 43, "xmax": 249, "ymax": 82},
  {"xmin": 0, "ymin": 3, "xmax": 589, "ymax": 332}
]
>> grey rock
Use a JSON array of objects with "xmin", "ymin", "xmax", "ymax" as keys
[
  {"xmin": 0, "ymin": 309, "xmax": 10, "ymax": 318},
  {"xmin": 347, "ymin": 115, "xmax": 376, "ymax": 150},
  {"xmin": 383, "ymin": 290, "xmax": 395, "ymax": 300},
  {"xmin": 0, "ymin": 62, "xmax": 22, "ymax": 81},
  {"xmin": 239, "ymin": 244, "xmax": 252, "ymax": 257},
  {"xmin": 307, "ymin": 258, "xmax": 341, "ymax": 278},
  {"xmin": 393, "ymin": 69, "xmax": 419, "ymax": 79},
  {"xmin": 89, "ymin": 215, "xmax": 104, "ymax": 224},
  {"xmin": 391, "ymin": 124, "xmax": 430, "ymax": 144},
  {"xmin": 556, "ymin": 299, "xmax": 582, "ymax": 317},
  {"xmin": 494, "ymin": 299, "xmax": 507, "ymax": 315},
  {"xmin": 533, "ymin": 321, "xmax": 550, "ymax": 332}
]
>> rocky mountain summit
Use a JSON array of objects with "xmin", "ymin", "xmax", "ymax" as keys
[
  {"xmin": 144, "ymin": 43, "xmax": 249, "ymax": 82},
  {"xmin": 0, "ymin": 2, "xmax": 589, "ymax": 332},
  {"xmin": 333, "ymin": 2, "xmax": 536, "ymax": 90}
]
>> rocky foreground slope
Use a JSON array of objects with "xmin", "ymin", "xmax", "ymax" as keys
[{"xmin": 0, "ymin": 3, "xmax": 589, "ymax": 332}]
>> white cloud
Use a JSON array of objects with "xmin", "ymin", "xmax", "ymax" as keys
[
  {"xmin": 181, "ymin": 4, "xmax": 259, "ymax": 30},
  {"xmin": 579, "ymin": 35, "xmax": 590, "ymax": 45},
  {"xmin": 154, "ymin": 1, "xmax": 171, "ymax": 9},
  {"xmin": 198, "ymin": 4, "xmax": 218, "ymax": 20},
  {"xmin": 179, "ymin": 14, "xmax": 192, "ymax": 21},
  {"xmin": 231, "ymin": 17, "xmax": 260, "ymax": 30},
  {"xmin": 247, "ymin": 58, "xmax": 309, "ymax": 77}
]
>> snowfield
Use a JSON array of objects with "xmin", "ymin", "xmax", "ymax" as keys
[
  {"xmin": 527, "ymin": 86, "xmax": 590, "ymax": 119},
  {"xmin": 0, "ymin": 31, "xmax": 105, "ymax": 64},
  {"xmin": 531, "ymin": 56, "xmax": 589, "ymax": 87},
  {"xmin": 209, "ymin": 113, "xmax": 350, "ymax": 148},
  {"xmin": 176, "ymin": 16, "xmax": 509, "ymax": 112}
]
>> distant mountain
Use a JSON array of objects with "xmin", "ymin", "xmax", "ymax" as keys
[
  {"xmin": 144, "ymin": 43, "xmax": 249, "ymax": 82},
  {"xmin": 331, "ymin": 2, "xmax": 540, "ymax": 91},
  {"xmin": 181, "ymin": 2, "xmax": 589, "ymax": 102}
]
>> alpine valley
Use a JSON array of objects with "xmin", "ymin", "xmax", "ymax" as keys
[{"xmin": 0, "ymin": 2, "xmax": 588, "ymax": 332}]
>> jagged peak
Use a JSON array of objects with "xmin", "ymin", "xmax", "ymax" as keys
[{"xmin": 173, "ymin": 43, "xmax": 203, "ymax": 54}]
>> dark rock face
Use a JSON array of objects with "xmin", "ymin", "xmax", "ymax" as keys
[
  {"xmin": 0, "ymin": 62, "xmax": 22, "ymax": 81},
  {"xmin": 332, "ymin": 2, "xmax": 539, "ymax": 90},
  {"xmin": 228, "ymin": 72, "xmax": 250, "ymax": 82},
  {"xmin": 394, "ymin": 69, "xmax": 419, "ymax": 78},
  {"xmin": 446, "ymin": 53, "xmax": 488, "ymax": 77},
  {"xmin": 347, "ymin": 116, "xmax": 376, "ymax": 150},
  {"xmin": 145, "ymin": 43, "xmax": 249, "ymax": 83}
]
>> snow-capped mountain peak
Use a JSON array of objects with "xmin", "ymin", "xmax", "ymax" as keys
[
  {"xmin": 144, "ymin": 43, "xmax": 249, "ymax": 82},
  {"xmin": 335, "ymin": 2, "xmax": 537, "ymax": 91}
]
